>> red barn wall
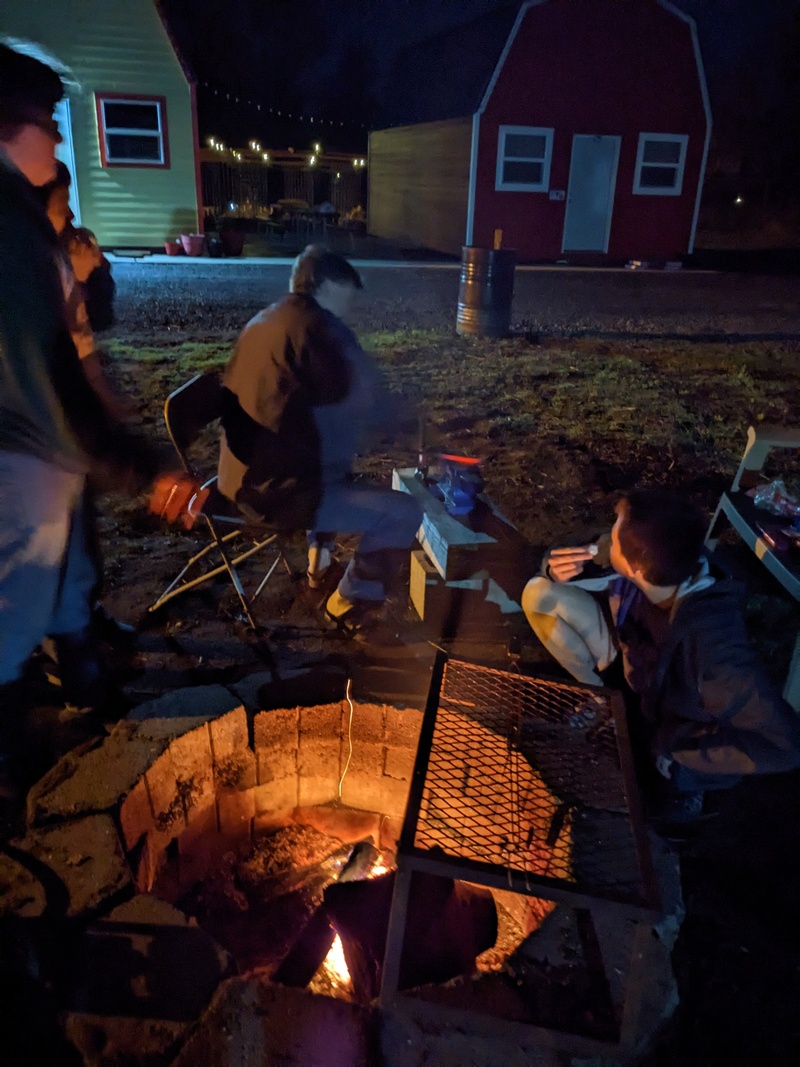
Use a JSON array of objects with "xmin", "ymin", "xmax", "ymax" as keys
[{"xmin": 473, "ymin": 0, "xmax": 707, "ymax": 262}]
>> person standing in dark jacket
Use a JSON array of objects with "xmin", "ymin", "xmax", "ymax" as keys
[
  {"xmin": 218, "ymin": 244, "xmax": 421, "ymax": 632},
  {"xmin": 0, "ymin": 41, "xmax": 196, "ymax": 795},
  {"xmin": 522, "ymin": 488, "xmax": 800, "ymax": 822}
]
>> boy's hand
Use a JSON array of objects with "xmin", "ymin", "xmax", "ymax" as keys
[
  {"xmin": 546, "ymin": 544, "xmax": 599, "ymax": 582},
  {"xmin": 148, "ymin": 473, "xmax": 207, "ymax": 530}
]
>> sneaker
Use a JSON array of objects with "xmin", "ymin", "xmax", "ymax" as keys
[
  {"xmin": 324, "ymin": 589, "xmax": 384, "ymax": 636},
  {"xmin": 307, "ymin": 545, "xmax": 332, "ymax": 589}
]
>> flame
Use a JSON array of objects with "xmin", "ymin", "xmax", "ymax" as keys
[
  {"xmin": 322, "ymin": 934, "xmax": 352, "ymax": 988},
  {"xmin": 316, "ymin": 856, "xmax": 391, "ymax": 993}
]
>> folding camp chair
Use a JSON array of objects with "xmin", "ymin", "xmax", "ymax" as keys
[{"xmin": 147, "ymin": 371, "xmax": 293, "ymax": 629}]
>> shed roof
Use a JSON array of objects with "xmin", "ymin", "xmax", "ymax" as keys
[{"xmin": 374, "ymin": 2, "xmax": 521, "ymax": 129}]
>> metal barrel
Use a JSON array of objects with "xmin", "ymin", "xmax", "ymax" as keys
[{"xmin": 456, "ymin": 246, "xmax": 517, "ymax": 338}]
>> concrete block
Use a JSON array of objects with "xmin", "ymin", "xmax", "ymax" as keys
[
  {"xmin": 257, "ymin": 745, "xmax": 297, "ymax": 784},
  {"xmin": 209, "ymin": 706, "xmax": 249, "ymax": 763},
  {"xmin": 132, "ymin": 824, "xmax": 175, "ymax": 894},
  {"xmin": 340, "ymin": 773, "xmax": 387, "ymax": 813},
  {"xmin": 253, "ymin": 809, "xmax": 295, "ymax": 837},
  {"xmin": 119, "ymin": 776, "xmax": 154, "ymax": 851},
  {"xmin": 349, "ymin": 702, "xmax": 385, "ymax": 744},
  {"xmin": 165, "ymin": 724, "xmax": 214, "ymax": 783},
  {"xmin": 217, "ymin": 788, "xmax": 256, "ymax": 838},
  {"xmin": 347, "ymin": 741, "xmax": 384, "ymax": 778},
  {"xmin": 380, "ymin": 776, "xmax": 412, "ymax": 817},
  {"xmin": 299, "ymin": 701, "xmax": 344, "ymax": 736},
  {"xmin": 254, "ymin": 706, "xmax": 298, "ymax": 748},
  {"xmin": 254, "ymin": 779, "xmax": 297, "ymax": 813},
  {"xmin": 15, "ymin": 813, "xmax": 129, "ymax": 917},
  {"xmin": 384, "ymin": 706, "xmax": 423, "ymax": 749},
  {"xmin": 145, "ymin": 750, "xmax": 188, "ymax": 837},
  {"xmin": 215, "ymin": 749, "xmax": 258, "ymax": 790},
  {"xmin": 297, "ymin": 774, "xmax": 340, "ymax": 808},
  {"xmin": 383, "ymin": 746, "xmax": 415, "ymax": 781},
  {"xmin": 298, "ymin": 736, "xmax": 341, "ymax": 779},
  {"xmin": 180, "ymin": 798, "xmax": 219, "ymax": 855}
]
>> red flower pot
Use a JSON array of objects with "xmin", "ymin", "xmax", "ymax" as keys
[
  {"xmin": 220, "ymin": 230, "xmax": 246, "ymax": 257},
  {"xmin": 164, "ymin": 239, "xmax": 183, "ymax": 256},
  {"xmin": 180, "ymin": 233, "xmax": 205, "ymax": 256}
]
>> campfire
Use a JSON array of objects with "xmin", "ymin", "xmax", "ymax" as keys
[
  {"xmin": 16, "ymin": 659, "xmax": 676, "ymax": 1065},
  {"xmin": 150, "ymin": 696, "xmax": 545, "ymax": 1004}
]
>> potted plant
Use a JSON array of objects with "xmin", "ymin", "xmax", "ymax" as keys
[
  {"xmin": 180, "ymin": 233, "xmax": 205, "ymax": 256},
  {"xmin": 164, "ymin": 238, "xmax": 183, "ymax": 256},
  {"xmin": 219, "ymin": 228, "xmax": 245, "ymax": 256}
]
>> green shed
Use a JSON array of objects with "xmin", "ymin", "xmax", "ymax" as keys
[{"xmin": 1, "ymin": 0, "xmax": 200, "ymax": 247}]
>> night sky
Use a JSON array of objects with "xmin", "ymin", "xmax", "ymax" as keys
[{"xmin": 160, "ymin": 0, "xmax": 800, "ymax": 201}]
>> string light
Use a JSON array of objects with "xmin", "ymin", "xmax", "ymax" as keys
[{"xmin": 200, "ymin": 80, "xmax": 368, "ymax": 128}]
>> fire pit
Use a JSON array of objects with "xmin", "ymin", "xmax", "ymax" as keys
[{"xmin": 2, "ymin": 667, "xmax": 682, "ymax": 1067}]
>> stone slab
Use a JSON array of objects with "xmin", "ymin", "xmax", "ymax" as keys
[
  {"xmin": 13, "ymin": 813, "xmax": 129, "ymax": 918},
  {"xmin": 63, "ymin": 894, "xmax": 234, "ymax": 1067},
  {"xmin": 0, "ymin": 850, "xmax": 47, "ymax": 917},
  {"xmin": 128, "ymin": 684, "xmax": 241, "ymax": 722},
  {"xmin": 173, "ymin": 978, "xmax": 372, "ymax": 1067}
]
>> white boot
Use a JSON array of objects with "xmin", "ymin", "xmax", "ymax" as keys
[{"xmin": 307, "ymin": 544, "xmax": 332, "ymax": 588}]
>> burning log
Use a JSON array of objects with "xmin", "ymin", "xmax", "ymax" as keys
[{"xmin": 274, "ymin": 869, "xmax": 497, "ymax": 1002}]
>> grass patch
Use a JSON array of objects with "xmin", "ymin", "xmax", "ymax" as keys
[{"xmin": 104, "ymin": 331, "xmax": 800, "ymax": 550}]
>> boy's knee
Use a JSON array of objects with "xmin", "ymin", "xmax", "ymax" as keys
[{"xmin": 521, "ymin": 575, "xmax": 556, "ymax": 619}]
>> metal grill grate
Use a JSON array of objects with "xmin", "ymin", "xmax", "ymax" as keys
[{"xmin": 402, "ymin": 657, "xmax": 658, "ymax": 914}]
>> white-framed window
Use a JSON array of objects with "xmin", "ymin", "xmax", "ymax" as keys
[
  {"xmin": 633, "ymin": 133, "xmax": 688, "ymax": 195},
  {"xmin": 95, "ymin": 94, "xmax": 169, "ymax": 167},
  {"xmin": 495, "ymin": 125, "xmax": 553, "ymax": 192}
]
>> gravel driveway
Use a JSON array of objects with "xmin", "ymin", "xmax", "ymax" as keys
[{"xmin": 112, "ymin": 260, "xmax": 800, "ymax": 342}]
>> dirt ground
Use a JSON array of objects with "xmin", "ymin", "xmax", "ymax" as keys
[{"xmin": 4, "ymin": 263, "xmax": 800, "ymax": 1065}]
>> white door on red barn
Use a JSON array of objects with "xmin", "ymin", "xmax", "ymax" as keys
[{"xmin": 562, "ymin": 135, "xmax": 620, "ymax": 253}]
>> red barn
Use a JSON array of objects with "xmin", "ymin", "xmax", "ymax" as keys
[{"xmin": 368, "ymin": 0, "xmax": 711, "ymax": 264}]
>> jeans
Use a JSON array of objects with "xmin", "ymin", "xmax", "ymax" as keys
[
  {"xmin": 0, "ymin": 452, "xmax": 94, "ymax": 685},
  {"xmin": 521, "ymin": 575, "xmax": 619, "ymax": 685},
  {"xmin": 310, "ymin": 481, "xmax": 422, "ymax": 602}
]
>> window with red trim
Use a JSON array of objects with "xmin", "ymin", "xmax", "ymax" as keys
[{"xmin": 96, "ymin": 94, "xmax": 169, "ymax": 167}]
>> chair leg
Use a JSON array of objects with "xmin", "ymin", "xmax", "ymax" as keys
[
  {"xmin": 252, "ymin": 554, "xmax": 282, "ymax": 601},
  {"xmin": 149, "ymin": 529, "xmax": 244, "ymax": 611},
  {"xmin": 147, "ymin": 526, "xmax": 280, "ymax": 630}
]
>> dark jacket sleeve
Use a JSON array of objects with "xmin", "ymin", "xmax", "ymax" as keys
[
  {"xmin": 0, "ymin": 184, "xmax": 165, "ymax": 493},
  {"xmin": 655, "ymin": 604, "xmax": 800, "ymax": 776},
  {"xmin": 50, "ymin": 327, "xmax": 167, "ymax": 492},
  {"xmin": 80, "ymin": 259, "xmax": 115, "ymax": 333}
]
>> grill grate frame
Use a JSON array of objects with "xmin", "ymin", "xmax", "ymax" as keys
[
  {"xmin": 379, "ymin": 650, "xmax": 662, "ymax": 1059},
  {"xmin": 399, "ymin": 656, "xmax": 658, "ymax": 913}
]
